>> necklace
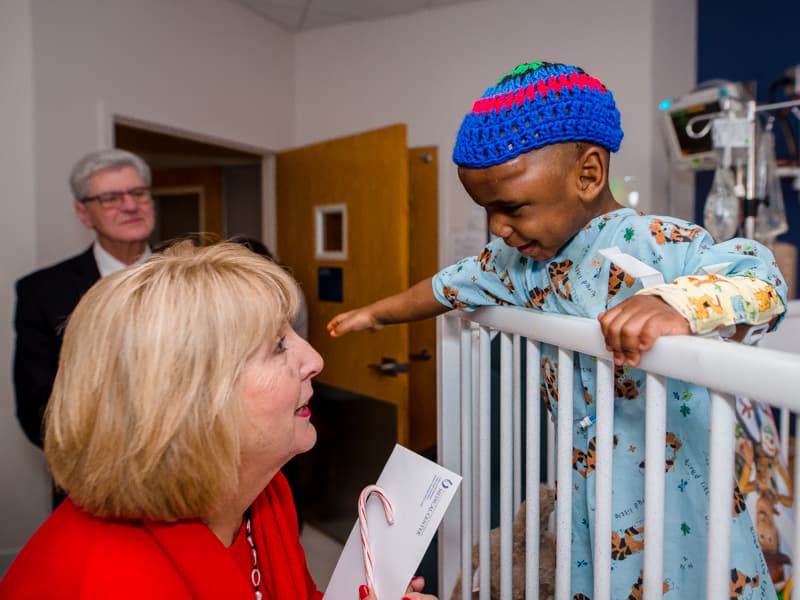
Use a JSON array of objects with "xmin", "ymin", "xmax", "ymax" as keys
[{"xmin": 245, "ymin": 512, "xmax": 263, "ymax": 600}]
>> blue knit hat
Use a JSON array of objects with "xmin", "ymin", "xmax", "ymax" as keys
[{"xmin": 453, "ymin": 61, "xmax": 624, "ymax": 168}]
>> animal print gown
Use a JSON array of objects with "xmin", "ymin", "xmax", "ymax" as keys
[{"xmin": 432, "ymin": 208, "xmax": 785, "ymax": 599}]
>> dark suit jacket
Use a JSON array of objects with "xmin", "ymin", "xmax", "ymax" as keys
[{"xmin": 13, "ymin": 245, "xmax": 100, "ymax": 447}]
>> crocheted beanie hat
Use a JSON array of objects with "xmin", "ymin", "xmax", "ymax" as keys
[{"xmin": 452, "ymin": 61, "xmax": 624, "ymax": 168}]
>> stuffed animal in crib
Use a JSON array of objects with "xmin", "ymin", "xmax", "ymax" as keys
[{"xmin": 450, "ymin": 483, "xmax": 556, "ymax": 600}]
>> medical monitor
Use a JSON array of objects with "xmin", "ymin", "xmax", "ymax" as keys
[{"xmin": 659, "ymin": 81, "xmax": 748, "ymax": 170}]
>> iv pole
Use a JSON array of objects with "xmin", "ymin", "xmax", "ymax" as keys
[
  {"xmin": 744, "ymin": 97, "xmax": 800, "ymax": 238},
  {"xmin": 744, "ymin": 100, "xmax": 758, "ymax": 239}
]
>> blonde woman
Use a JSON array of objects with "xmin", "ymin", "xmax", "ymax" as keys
[{"xmin": 1, "ymin": 242, "xmax": 434, "ymax": 600}]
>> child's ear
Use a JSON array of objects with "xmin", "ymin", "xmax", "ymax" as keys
[{"xmin": 574, "ymin": 145, "xmax": 608, "ymax": 201}]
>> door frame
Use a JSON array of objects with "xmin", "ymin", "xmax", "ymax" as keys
[
  {"xmin": 98, "ymin": 102, "xmax": 270, "ymax": 158},
  {"xmin": 98, "ymin": 101, "xmax": 275, "ymax": 247}
]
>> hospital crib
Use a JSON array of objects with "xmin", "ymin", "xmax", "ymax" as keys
[{"xmin": 436, "ymin": 301, "xmax": 800, "ymax": 600}]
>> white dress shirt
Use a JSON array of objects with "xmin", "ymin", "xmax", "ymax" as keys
[{"xmin": 93, "ymin": 242, "xmax": 153, "ymax": 278}]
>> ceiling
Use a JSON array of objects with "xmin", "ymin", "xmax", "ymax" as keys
[{"xmin": 229, "ymin": 0, "xmax": 481, "ymax": 33}]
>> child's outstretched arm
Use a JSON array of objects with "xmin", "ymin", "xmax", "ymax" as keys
[{"xmin": 327, "ymin": 277, "xmax": 451, "ymax": 337}]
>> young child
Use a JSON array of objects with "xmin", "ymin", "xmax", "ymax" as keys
[{"xmin": 328, "ymin": 61, "xmax": 786, "ymax": 598}]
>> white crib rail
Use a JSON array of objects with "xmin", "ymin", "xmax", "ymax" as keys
[{"xmin": 437, "ymin": 305, "xmax": 800, "ymax": 600}]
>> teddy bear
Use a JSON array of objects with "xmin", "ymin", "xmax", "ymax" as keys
[{"xmin": 450, "ymin": 483, "xmax": 556, "ymax": 600}]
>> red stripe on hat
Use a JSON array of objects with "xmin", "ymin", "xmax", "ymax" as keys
[{"xmin": 471, "ymin": 72, "xmax": 608, "ymax": 114}]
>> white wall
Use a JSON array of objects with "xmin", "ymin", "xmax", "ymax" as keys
[
  {"xmin": 0, "ymin": 0, "xmax": 51, "ymax": 576},
  {"xmin": 0, "ymin": 0, "xmax": 295, "ymax": 573},
  {"xmin": 293, "ymin": 0, "xmax": 698, "ymax": 265},
  {"xmin": 652, "ymin": 0, "xmax": 698, "ymax": 220}
]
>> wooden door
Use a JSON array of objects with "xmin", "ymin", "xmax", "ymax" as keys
[{"xmin": 276, "ymin": 125, "xmax": 412, "ymax": 444}]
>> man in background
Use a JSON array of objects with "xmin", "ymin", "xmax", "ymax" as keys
[{"xmin": 13, "ymin": 149, "xmax": 156, "ymax": 461}]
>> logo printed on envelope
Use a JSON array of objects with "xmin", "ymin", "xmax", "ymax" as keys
[{"xmin": 417, "ymin": 476, "xmax": 450, "ymax": 536}]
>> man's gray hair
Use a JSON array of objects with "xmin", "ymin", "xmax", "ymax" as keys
[{"xmin": 69, "ymin": 149, "xmax": 151, "ymax": 201}]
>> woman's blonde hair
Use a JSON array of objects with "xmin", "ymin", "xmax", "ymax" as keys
[{"xmin": 44, "ymin": 241, "xmax": 299, "ymax": 521}]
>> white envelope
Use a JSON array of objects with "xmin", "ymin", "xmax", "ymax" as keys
[{"xmin": 323, "ymin": 444, "xmax": 462, "ymax": 600}]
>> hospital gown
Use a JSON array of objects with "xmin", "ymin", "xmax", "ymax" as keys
[{"xmin": 432, "ymin": 207, "xmax": 785, "ymax": 599}]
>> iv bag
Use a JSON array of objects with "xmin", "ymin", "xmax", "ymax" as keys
[
  {"xmin": 754, "ymin": 127, "xmax": 788, "ymax": 244},
  {"xmin": 704, "ymin": 166, "xmax": 740, "ymax": 242}
]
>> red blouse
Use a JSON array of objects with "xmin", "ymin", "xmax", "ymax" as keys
[{"xmin": 0, "ymin": 472, "xmax": 323, "ymax": 600}]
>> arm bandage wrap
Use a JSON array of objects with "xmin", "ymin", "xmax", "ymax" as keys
[{"xmin": 635, "ymin": 274, "xmax": 785, "ymax": 335}]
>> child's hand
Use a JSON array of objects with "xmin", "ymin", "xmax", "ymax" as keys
[
  {"xmin": 327, "ymin": 278, "xmax": 448, "ymax": 338},
  {"xmin": 327, "ymin": 307, "xmax": 384, "ymax": 337},
  {"xmin": 597, "ymin": 295, "xmax": 690, "ymax": 367}
]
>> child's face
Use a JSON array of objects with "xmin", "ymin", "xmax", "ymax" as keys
[{"xmin": 458, "ymin": 144, "xmax": 608, "ymax": 262}]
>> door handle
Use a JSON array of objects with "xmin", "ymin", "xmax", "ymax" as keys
[
  {"xmin": 409, "ymin": 349, "xmax": 432, "ymax": 361},
  {"xmin": 368, "ymin": 357, "xmax": 410, "ymax": 376}
]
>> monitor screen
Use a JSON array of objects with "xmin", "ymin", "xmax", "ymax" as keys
[{"xmin": 669, "ymin": 100, "xmax": 721, "ymax": 157}]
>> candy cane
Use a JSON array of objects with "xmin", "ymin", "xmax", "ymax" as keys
[{"xmin": 358, "ymin": 484, "xmax": 395, "ymax": 594}]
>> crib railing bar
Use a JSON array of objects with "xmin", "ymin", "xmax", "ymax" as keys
[
  {"xmin": 547, "ymin": 416, "xmax": 556, "ymax": 488},
  {"xmin": 499, "ymin": 333, "xmax": 513, "ymax": 600},
  {"xmin": 459, "ymin": 322, "xmax": 473, "ymax": 600},
  {"xmin": 643, "ymin": 373, "xmax": 667, "ymax": 600},
  {"xmin": 471, "ymin": 327, "xmax": 480, "ymax": 540},
  {"xmin": 513, "ymin": 335, "xmax": 522, "ymax": 512},
  {"xmin": 525, "ymin": 339, "xmax": 542, "ymax": 600},
  {"xmin": 705, "ymin": 392, "xmax": 736, "ymax": 600},
  {"xmin": 555, "ymin": 347, "xmax": 574, "ymax": 600},
  {"xmin": 592, "ymin": 358, "xmax": 615, "ymax": 600},
  {"xmin": 478, "ymin": 325, "xmax": 492, "ymax": 600},
  {"xmin": 436, "ymin": 314, "xmax": 464, "ymax": 600},
  {"xmin": 780, "ymin": 407, "xmax": 790, "ymax": 464},
  {"xmin": 452, "ymin": 308, "xmax": 800, "ymax": 410},
  {"xmin": 793, "ymin": 413, "xmax": 800, "ymax": 600}
]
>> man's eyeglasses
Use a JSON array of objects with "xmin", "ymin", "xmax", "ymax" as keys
[{"xmin": 80, "ymin": 186, "xmax": 152, "ymax": 209}]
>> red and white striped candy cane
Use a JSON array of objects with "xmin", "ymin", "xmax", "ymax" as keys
[{"xmin": 358, "ymin": 484, "xmax": 395, "ymax": 594}]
